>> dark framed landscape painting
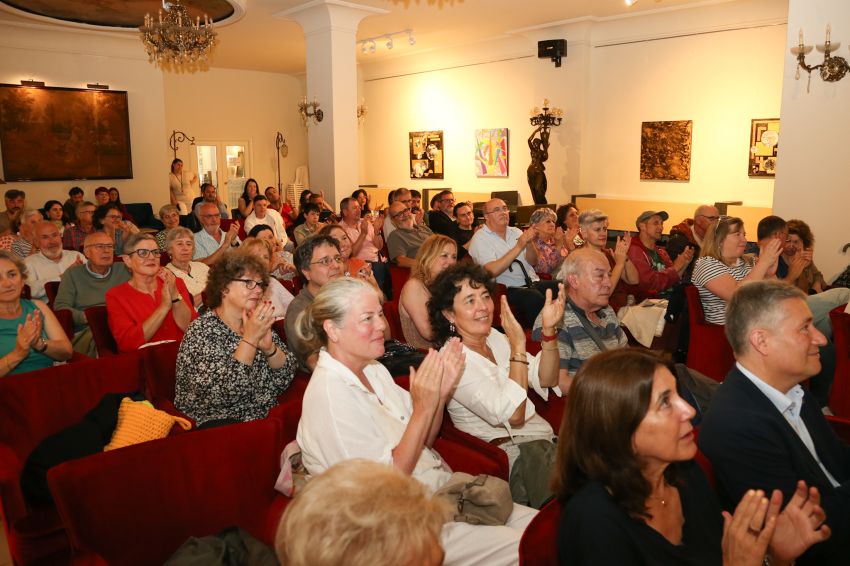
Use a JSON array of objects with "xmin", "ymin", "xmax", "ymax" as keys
[{"xmin": 0, "ymin": 84, "xmax": 133, "ymax": 181}]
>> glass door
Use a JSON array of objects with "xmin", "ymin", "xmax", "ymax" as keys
[{"xmin": 192, "ymin": 140, "xmax": 250, "ymax": 212}]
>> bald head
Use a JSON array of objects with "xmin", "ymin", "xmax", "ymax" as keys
[
  {"xmin": 483, "ymin": 199, "xmax": 509, "ymax": 230},
  {"xmin": 693, "ymin": 205, "xmax": 719, "ymax": 238},
  {"xmin": 34, "ymin": 221, "xmax": 63, "ymax": 259},
  {"xmin": 199, "ymin": 202, "xmax": 222, "ymax": 231},
  {"xmin": 559, "ymin": 247, "xmax": 613, "ymax": 312}
]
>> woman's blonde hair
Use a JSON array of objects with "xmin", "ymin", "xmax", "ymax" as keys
[
  {"xmin": 240, "ymin": 236, "xmax": 274, "ymax": 259},
  {"xmin": 275, "ymin": 459, "xmax": 449, "ymax": 566},
  {"xmin": 700, "ymin": 217, "xmax": 751, "ymax": 265},
  {"xmin": 295, "ymin": 277, "xmax": 379, "ymax": 353},
  {"xmin": 0, "ymin": 250, "xmax": 27, "ymax": 280},
  {"xmin": 410, "ymin": 234, "xmax": 457, "ymax": 286}
]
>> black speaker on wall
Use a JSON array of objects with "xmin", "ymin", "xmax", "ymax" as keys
[{"xmin": 538, "ymin": 39, "xmax": 567, "ymax": 67}]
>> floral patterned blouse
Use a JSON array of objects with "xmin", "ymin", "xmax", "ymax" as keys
[
  {"xmin": 532, "ymin": 237, "xmax": 565, "ymax": 275},
  {"xmin": 175, "ymin": 310, "xmax": 296, "ymax": 425}
]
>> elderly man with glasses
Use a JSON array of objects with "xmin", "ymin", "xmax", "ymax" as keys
[
  {"xmin": 468, "ymin": 198, "xmax": 560, "ymax": 328},
  {"xmin": 667, "ymin": 205, "xmax": 719, "ymax": 279},
  {"xmin": 193, "ymin": 202, "xmax": 241, "ymax": 266},
  {"xmin": 386, "ymin": 200, "xmax": 433, "ymax": 268}
]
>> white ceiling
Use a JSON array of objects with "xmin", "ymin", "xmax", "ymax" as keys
[{"xmin": 0, "ymin": 0, "xmax": 721, "ymax": 75}]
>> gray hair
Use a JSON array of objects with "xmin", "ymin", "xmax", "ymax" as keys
[
  {"xmin": 159, "ymin": 204, "xmax": 180, "ymax": 218},
  {"xmin": 21, "ymin": 209, "xmax": 43, "ymax": 223},
  {"xmin": 557, "ymin": 247, "xmax": 607, "ymax": 284},
  {"xmin": 165, "ymin": 226, "xmax": 194, "ymax": 252},
  {"xmin": 295, "ymin": 277, "xmax": 379, "ymax": 354},
  {"xmin": 578, "ymin": 209, "xmax": 608, "ymax": 229},
  {"xmin": 0, "ymin": 250, "xmax": 27, "ymax": 280},
  {"xmin": 122, "ymin": 232, "xmax": 156, "ymax": 254},
  {"xmin": 725, "ymin": 280, "xmax": 807, "ymax": 355},
  {"xmin": 76, "ymin": 200, "xmax": 96, "ymax": 214},
  {"xmin": 529, "ymin": 207, "xmax": 556, "ymax": 226}
]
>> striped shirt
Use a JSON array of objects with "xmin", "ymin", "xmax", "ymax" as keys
[{"xmin": 692, "ymin": 256, "xmax": 753, "ymax": 325}]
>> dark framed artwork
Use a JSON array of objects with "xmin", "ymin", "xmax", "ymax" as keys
[
  {"xmin": 639, "ymin": 120, "xmax": 692, "ymax": 181},
  {"xmin": 748, "ymin": 118, "xmax": 779, "ymax": 177},
  {"xmin": 409, "ymin": 130, "xmax": 443, "ymax": 179},
  {"xmin": 0, "ymin": 84, "xmax": 133, "ymax": 181}
]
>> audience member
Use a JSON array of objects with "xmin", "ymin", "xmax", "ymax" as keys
[
  {"xmin": 555, "ymin": 348, "xmax": 828, "ymax": 565},
  {"xmin": 319, "ymin": 224, "xmax": 380, "ymax": 292},
  {"xmin": 54, "ymin": 232, "xmax": 130, "ymax": 356},
  {"xmin": 784, "ymin": 219, "xmax": 826, "ymax": 294},
  {"xmin": 164, "ymin": 227, "xmax": 209, "ymax": 309},
  {"xmin": 42, "ymin": 200, "xmax": 69, "ymax": 236},
  {"xmin": 169, "ymin": 158, "xmax": 198, "ymax": 214},
  {"xmin": 192, "ymin": 183, "xmax": 229, "ymax": 221},
  {"xmin": 310, "ymin": 191, "xmax": 335, "ymax": 223},
  {"xmin": 429, "ymin": 263, "xmax": 564, "ymax": 508},
  {"xmin": 243, "ymin": 194, "xmax": 287, "ymax": 246},
  {"xmin": 239, "ymin": 238, "xmax": 294, "ymax": 317},
  {"xmin": 275, "ymin": 459, "xmax": 449, "ymax": 566},
  {"xmin": 692, "ymin": 217, "xmax": 781, "ymax": 325},
  {"xmin": 468, "ymin": 198, "xmax": 559, "ymax": 328},
  {"xmin": 339, "ymin": 196, "xmax": 386, "ymax": 289},
  {"xmin": 295, "ymin": 277, "xmax": 536, "ymax": 564},
  {"xmin": 577, "ymin": 209, "xmax": 636, "ymax": 310},
  {"xmin": 284, "ymin": 235, "xmax": 342, "ymax": 370},
  {"xmin": 63, "ymin": 186, "xmax": 84, "ymax": 223},
  {"xmin": 555, "ymin": 202, "xmax": 582, "ymax": 250},
  {"xmin": 107, "ymin": 188, "xmax": 135, "ymax": 223},
  {"xmin": 383, "ymin": 188, "xmax": 415, "ymax": 239},
  {"xmin": 0, "ymin": 189, "xmax": 25, "ymax": 235},
  {"xmin": 452, "ymin": 201, "xmax": 475, "ymax": 260},
  {"xmin": 0, "ymin": 209, "xmax": 44, "ymax": 259},
  {"xmin": 24, "ymin": 221, "xmax": 84, "ymax": 301},
  {"xmin": 293, "ymin": 203, "xmax": 324, "ymax": 245},
  {"xmin": 106, "ymin": 233, "xmax": 196, "ymax": 353},
  {"xmin": 528, "ymin": 207, "xmax": 569, "ymax": 277},
  {"xmin": 155, "ymin": 204, "xmax": 181, "ymax": 251},
  {"xmin": 427, "ymin": 190, "xmax": 456, "ymax": 236},
  {"xmin": 93, "ymin": 202, "xmax": 139, "ymax": 255},
  {"xmin": 628, "ymin": 210, "xmax": 691, "ymax": 300},
  {"xmin": 237, "ymin": 178, "xmax": 260, "ymax": 219},
  {"xmin": 399, "ymin": 234, "xmax": 457, "ymax": 349},
  {"xmin": 667, "ymin": 205, "xmax": 720, "ymax": 277},
  {"xmin": 387, "ymin": 200, "xmax": 433, "ymax": 268},
  {"xmin": 248, "ymin": 224, "xmax": 296, "ymax": 279},
  {"xmin": 175, "ymin": 252, "xmax": 295, "ymax": 426},
  {"xmin": 0, "ymin": 250, "xmax": 73, "ymax": 376},
  {"xmin": 292, "ymin": 189, "xmax": 314, "ymax": 227},
  {"xmin": 264, "ymin": 186, "xmax": 294, "ymax": 228},
  {"xmin": 193, "ymin": 202, "xmax": 241, "ymax": 265},
  {"xmin": 410, "ymin": 189, "xmax": 422, "ymax": 217},
  {"xmin": 62, "ymin": 201, "xmax": 96, "ymax": 252},
  {"xmin": 93, "ymin": 187, "xmax": 110, "ymax": 207},
  {"xmin": 532, "ymin": 248, "xmax": 627, "ymax": 390},
  {"xmin": 699, "ymin": 280, "xmax": 846, "ymax": 564},
  {"xmin": 351, "ymin": 188, "xmax": 375, "ymax": 217}
]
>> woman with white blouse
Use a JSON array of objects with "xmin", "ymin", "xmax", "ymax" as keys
[
  {"xmin": 295, "ymin": 277, "xmax": 536, "ymax": 565},
  {"xmin": 165, "ymin": 227, "xmax": 209, "ymax": 309},
  {"xmin": 427, "ymin": 263, "xmax": 564, "ymax": 508}
]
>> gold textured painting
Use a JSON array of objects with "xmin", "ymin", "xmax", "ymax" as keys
[
  {"xmin": 639, "ymin": 120, "xmax": 692, "ymax": 181},
  {"xmin": 748, "ymin": 118, "xmax": 779, "ymax": 177}
]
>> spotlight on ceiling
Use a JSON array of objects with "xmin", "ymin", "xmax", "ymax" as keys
[
  {"xmin": 386, "ymin": 37, "xmax": 393, "ymax": 50},
  {"xmin": 408, "ymin": 30, "xmax": 416, "ymax": 45},
  {"xmin": 625, "ymin": 0, "xmax": 638, "ymax": 5}
]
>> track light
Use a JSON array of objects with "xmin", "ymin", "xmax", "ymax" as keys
[
  {"xmin": 625, "ymin": 0, "xmax": 637, "ymax": 5},
  {"xmin": 386, "ymin": 37, "xmax": 393, "ymax": 50},
  {"xmin": 359, "ymin": 29, "xmax": 414, "ymax": 55},
  {"xmin": 408, "ymin": 31, "xmax": 416, "ymax": 45}
]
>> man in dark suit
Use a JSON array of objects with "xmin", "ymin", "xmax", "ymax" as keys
[
  {"xmin": 426, "ymin": 190, "xmax": 456, "ymax": 236},
  {"xmin": 698, "ymin": 280, "xmax": 849, "ymax": 565}
]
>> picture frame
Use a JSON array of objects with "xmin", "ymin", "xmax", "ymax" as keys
[
  {"xmin": 475, "ymin": 128, "xmax": 509, "ymax": 177},
  {"xmin": 748, "ymin": 118, "xmax": 780, "ymax": 177},
  {"xmin": 639, "ymin": 120, "xmax": 692, "ymax": 181},
  {"xmin": 409, "ymin": 130, "xmax": 443, "ymax": 179}
]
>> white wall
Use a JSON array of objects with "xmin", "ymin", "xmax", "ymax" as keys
[
  {"xmin": 359, "ymin": 0, "xmax": 788, "ymax": 208},
  {"xmin": 775, "ymin": 0, "xmax": 850, "ymax": 280}
]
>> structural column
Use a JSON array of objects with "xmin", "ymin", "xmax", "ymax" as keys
[{"xmin": 277, "ymin": 0, "xmax": 386, "ymax": 207}]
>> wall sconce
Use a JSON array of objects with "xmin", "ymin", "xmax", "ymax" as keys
[
  {"xmin": 299, "ymin": 96, "xmax": 323, "ymax": 127},
  {"xmin": 359, "ymin": 29, "xmax": 414, "ymax": 55},
  {"xmin": 357, "ymin": 99, "xmax": 368, "ymax": 126},
  {"xmin": 169, "ymin": 129, "xmax": 195, "ymax": 160},
  {"xmin": 791, "ymin": 24, "xmax": 849, "ymax": 93},
  {"xmin": 529, "ymin": 99, "xmax": 563, "ymax": 128}
]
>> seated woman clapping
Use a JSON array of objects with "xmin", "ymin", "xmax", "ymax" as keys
[
  {"xmin": 428, "ymin": 263, "xmax": 565, "ymax": 508},
  {"xmin": 400, "ymin": 234, "xmax": 457, "ymax": 349},
  {"xmin": 175, "ymin": 252, "xmax": 296, "ymax": 426},
  {"xmin": 239, "ymin": 237, "xmax": 295, "ymax": 318},
  {"xmin": 295, "ymin": 277, "xmax": 537, "ymax": 565},
  {"xmin": 0, "ymin": 250, "xmax": 72, "ymax": 375},
  {"xmin": 554, "ymin": 348, "xmax": 830, "ymax": 565},
  {"xmin": 165, "ymin": 227, "xmax": 209, "ymax": 309},
  {"xmin": 106, "ymin": 233, "xmax": 197, "ymax": 352}
]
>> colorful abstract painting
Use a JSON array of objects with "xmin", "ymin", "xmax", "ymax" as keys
[
  {"xmin": 748, "ymin": 118, "xmax": 779, "ymax": 177},
  {"xmin": 639, "ymin": 120, "xmax": 692, "ymax": 181},
  {"xmin": 475, "ymin": 128, "xmax": 509, "ymax": 177}
]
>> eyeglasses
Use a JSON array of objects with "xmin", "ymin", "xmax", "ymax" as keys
[
  {"xmin": 390, "ymin": 208, "xmax": 411, "ymax": 219},
  {"xmin": 441, "ymin": 197, "xmax": 455, "ymax": 203},
  {"xmin": 127, "ymin": 248, "xmax": 162, "ymax": 259},
  {"xmin": 232, "ymin": 278, "xmax": 268, "ymax": 290},
  {"xmin": 698, "ymin": 214, "xmax": 720, "ymax": 221},
  {"xmin": 105, "ymin": 214, "xmax": 123, "ymax": 221},
  {"xmin": 78, "ymin": 210, "xmax": 95, "ymax": 215},
  {"xmin": 84, "ymin": 243, "xmax": 114, "ymax": 251},
  {"xmin": 484, "ymin": 206, "xmax": 509, "ymax": 214},
  {"xmin": 201, "ymin": 213, "xmax": 221, "ymax": 219},
  {"xmin": 311, "ymin": 255, "xmax": 344, "ymax": 267}
]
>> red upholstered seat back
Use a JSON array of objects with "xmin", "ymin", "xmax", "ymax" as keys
[
  {"xmin": 829, "ymin": 305, "xmax": 850, "ymax": 418},
  {"xmin": 389, "ymin": 264, "xmax": 410, "ymax": 298},
  {"xmin": 684, "ymin": 285, "xmax": 734, "ymax": 382},
  {"xmin": 518, "ymin": 499, "xmax": 562, "ymax": 566},
  {"xmin": 49, "ymin": 419, "xmax": 287, "ymax": 566},
  {"xmin": 140, "ymin": 340, "xmax": 181, "ymax": 403},
  {"xmin": 382, "ymin": 300, "xmax": 404, "ymax": 342},
  {"xmin": 84, "ymin": 305, "xmax": 118, "ymax": 357}
]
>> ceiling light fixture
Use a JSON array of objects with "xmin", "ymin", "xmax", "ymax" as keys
[
  {"xmin": 20, "ymin": 79, "xmax": 44, "ymax": 88},
  {"xmin": 625, "ymin": 0, "xmax": 638, "ymax": 6},
  {"xmin": 359, "ymin": 29, "xmax": 414, "ymax": 55},
  {"xmin": 139, "ymin": 0, "xmax": 217, "ymax": 67}
]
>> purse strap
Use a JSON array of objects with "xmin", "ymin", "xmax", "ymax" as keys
[{"xmin": 568, "ymin": 299, "xmax": 608, "ymax": 353}]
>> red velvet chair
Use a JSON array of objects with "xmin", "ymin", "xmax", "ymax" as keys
[
  {"xmin": 382, "ymin": 299, "xmax": 405, "ymax": 342},
  {"xmin": 0, "ymin": 353, "xmax": 145, "ymax": 565},
  {"xmin": 54, "ymin": 308, "xmax": 76, "ymax": 342},
  {"xmin": 44, "ymin": 281, "xmax": 60, "ymax": 309},
  {"xmin": 684, "ymin": 285, "xmax": 734, "ymax": 382},
  {"xmin": 828, "ymin": 305, "xmax": 850, "ymax": 418},
  {"xmin": 827, "ymin": 414, "xmax": 850, "ymax": 444},
  {"xmin": 518, "ymin": 498, "xmax": 562, "ymax": 566},
  {"xmin": 279, "ymin": 276, "xmax": 302, "ymax": 296},
  {"xmin": 272, "ymin": 319, "xmax": 287, "ymax": 344},
  {"xmin": 49, "ymin": 418, "xmax": 289, "ymax": 566},
  {"xmin": 388, "ymin": 264, "xmax": 410, "ymax": 298},
  {"xmin": 139, "ymin": 340, "xmax": 187, "ymax": 421},
  {"xmin": 84, "ymin": 305, "xmax": 118, "ymax": 358},
  {"xmin": 529, "ymin": 389, "xmax": 565, "ymax": 432}
]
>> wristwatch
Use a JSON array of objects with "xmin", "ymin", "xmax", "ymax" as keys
[{"xmin": 171, "ymin": 295, "xmax": 182, "ymax": 304}]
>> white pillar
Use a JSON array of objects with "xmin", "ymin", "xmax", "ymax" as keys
[{"xmin": 277, "ymin": 0, "xmax": 387, "ymax": 209}]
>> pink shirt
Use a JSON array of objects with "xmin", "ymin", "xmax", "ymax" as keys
[{"xmin": 342, "ymin": 220, "xmax": 380, "ymax": 262}]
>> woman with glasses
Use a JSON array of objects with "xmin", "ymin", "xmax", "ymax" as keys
[
  {"xmin": 692, "ymin": 218, "xmax": 783, "ymax": 325},
  {"xmin": 93, "ymin": 202, "xmax": 139, "ymax": 255},
  {"xmin": 175, "ymin": 251, "xmax": 295, "ymax": 426},
  {"xmin": 105, "ymin": 233, "xmax": 197, "ymax": 353},
  {"xmin": 107, "ymin": 187, "xmax": 136, "ymax": 224},
  {"xmin": 156, "ymin": 204, "xmax": 182, "ymax": 251}
]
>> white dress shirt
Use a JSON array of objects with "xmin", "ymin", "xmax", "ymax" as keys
[
  {"xmin": 468, "ymin": 225, "xmax": 539, "ymax": 288},
  {"xmin": 244, "ymin": 208, "xmax": 288, "ymax": 246},
  {"xmin": 25, "ymin": 250, "xmax": 84, "ymax": 300}
]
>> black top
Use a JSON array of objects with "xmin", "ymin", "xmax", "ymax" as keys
[
  {"xmin": 427, "ymin": 210, "xmax": 456, "ymax": 237},
  {"xmin": 558, "ymin": 461, "xmax": 722, "ymax": 565}
]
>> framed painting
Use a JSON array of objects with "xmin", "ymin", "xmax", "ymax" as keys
[
  {"xmin": 475, "ymin": 128, "xmax": 509, "ymax": 177},
  {"xmin": 639, "ymin": 120, "xmax": 692, "ymax": 181},
  {"xmin": 409, "ymin": 130, "xmax": 443, "ymax": 179},
  {"xmin": 0, "ymin": 84, "xmax": 133, "ymax": 181},
  {"xmin": 749, "ymin": 118, "xmax": 779, "ymax": 177}
]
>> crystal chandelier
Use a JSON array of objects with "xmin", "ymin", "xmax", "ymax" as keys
[{"xmin": 139, "ymin": 1, "xmax": 217, "ymax": 67}]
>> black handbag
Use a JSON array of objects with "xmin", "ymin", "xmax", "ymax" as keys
[{"xmin": 377, "ymin": 339, "xmax": 426, "ymax": 376}]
